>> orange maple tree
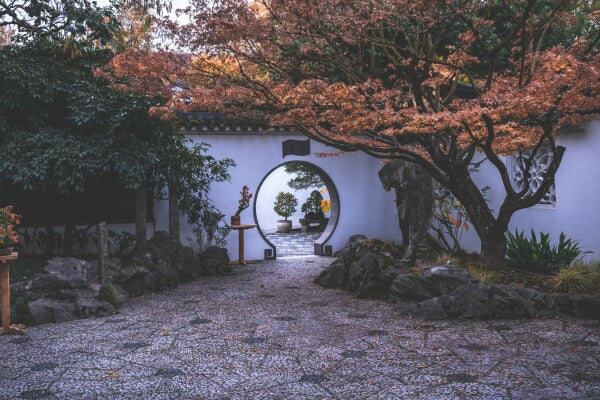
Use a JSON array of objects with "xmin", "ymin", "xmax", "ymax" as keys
[{"xmin": 103, "ymin": 0, "xmax": 600, "ymax": 267}]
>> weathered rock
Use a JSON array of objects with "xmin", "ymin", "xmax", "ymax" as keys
[
  {"xmin": 400, "ymin": 297, "xmax": 448, "ymax": 320},
  {"xmin": 174, "ymin": 246, "xmax": 202, "ymax": 281},
  {"xmin": 200, "ymin": 246, "xmax": 231, "ymax": 275},
  {"xmin": 421, "ymin": 265, "xmax": 476, "ymax": 293},
  {"xmin": 351, "ymin": 253, "xmax": 396, "ymax": 299},
  {"xmin": 553, "ymin": 293, "xmax": 600, "ymax": 319},
  {"xmin": 320, "ymin": 236, "xmax": 600, "ymax": 321},
  {"xmin": 111, "ymin": 284, "xmax": 130, "ymax": 306},
  {"xmin": 44, "ymin": 258, "xmax": 99, "ymax": 288},
  {"xmin": 349, "ymin": 234, "xmax": 367, "ymax": 243},
  {"xmin": 49, "ymin": 287, "xmax": 100, "ymax": 301},
  {"xmin": 28, "ymin": 298, "xmax": 76, "ymax": 324},
  {"xmin": 10, "ymin": 232, "xmax": 235, "ymax": 327},
  {"xmin": 390, "ymin": 273, "xmax": 428, "ymax": 301},
  {"xmin": 29, "ymin": 273, "xmax": 61, "ymax": 294},
  {"xmin": 74, "ymin": 298, "xmax": 115, "ymax": 318},
  {"xmin": 315, "ymin": 258, "xmax": 348, "ymax": 288}
]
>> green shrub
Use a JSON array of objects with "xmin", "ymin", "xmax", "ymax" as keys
[
  {"xmin": 505, "ymin": 230, "xmax": 589, "ymax": 273},
  {"xmin": 273, "ymin": 192, "xmax": 298, "ymax": 220}
]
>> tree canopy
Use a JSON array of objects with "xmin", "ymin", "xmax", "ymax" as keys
[
  {"xmin": 284, "ymin": 163, "xmax": 324, "ymax": 191},
  {"xmin": 103, "ymin": 0, "xmax": 600, "ymax": 266},
  {"xmin": 0, "ymin": 0, "xmax": 234, "ymax": 245}
]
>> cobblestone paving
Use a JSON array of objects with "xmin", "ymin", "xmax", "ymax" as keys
[
  {"xmin": 1, "ymin": 256, "xmax": 599, "ymax": 400},
  {"xmin": 264, "ymin": 231, "xmax": 322, "ymax": 256}
]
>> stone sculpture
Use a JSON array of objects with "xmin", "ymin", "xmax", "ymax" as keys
[{"xmin": 378, "ymin": 160, "xmax": 434, "ymax": 264}]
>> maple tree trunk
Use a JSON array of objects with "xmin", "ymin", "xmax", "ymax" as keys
[
  {"xmin": 480, "ymin": 230, "xmax": 508, "ymax": 269},
  {"xmin": 134, "ymin": 183, "xmax": 148, "ymax": 252},
  {"xmin": 447, "ymin": 168, "xmax": 510, "ymax": 269},
  {"xmin": 168, "ymin": 184, "xmax": 180, "ymax": 243}
]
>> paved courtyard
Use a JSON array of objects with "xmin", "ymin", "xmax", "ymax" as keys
[{"xmin": 1, "ymin": 256, "xmax": 599, "ymax": 400}]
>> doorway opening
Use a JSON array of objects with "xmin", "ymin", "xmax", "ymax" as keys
[{"xmin": 253, "ymin": 161, "xmax": 340, "ymax": 258}]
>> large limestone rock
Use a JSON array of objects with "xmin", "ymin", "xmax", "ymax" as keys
[
  {"xmin": 200, "ymin": 246, "xmax": 231, "ymax": 275},
  {"xmin": 74, "ymin": 298, "xmax": 115, "ymax": 319},
  {"xmin": 400, "ymin": 280, "xmax": 600, "ymax": 321},
  {"xmin": 28, "ymin": 298, "xmax": 76, "ymax": 324},
  {"xmin": 316, "ymin": 237, "xmax": 401, "ymax": 300},
  {"xmin": 44, "ymin": 258, "xmax": 99, "ymax": 288}
]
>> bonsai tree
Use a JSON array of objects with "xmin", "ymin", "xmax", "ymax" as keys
[
  {"xmin": 274, "ymin": 192, "xmax": 298, "ymax": 221},
  {"xmin": 234, "ymin": 185, "xmax": 253, "ymax": 217},
  {"xmin": 301, "ymin": 190, "xmax": 325, "ymax": 220}
]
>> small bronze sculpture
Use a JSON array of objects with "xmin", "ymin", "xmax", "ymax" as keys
[{"xmin": 378, "ymin": 160, "xmax": 433, "ymax": 264}]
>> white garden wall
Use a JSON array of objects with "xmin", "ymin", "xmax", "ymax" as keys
[
  {"xmin": 457, "ymin": 121, "xmax": 600, "ymax": 260},
  {"xmin": 153, "ymin": 131, "xmax": 401, "ymax": 261}
]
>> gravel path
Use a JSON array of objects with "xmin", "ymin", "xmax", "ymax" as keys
[{"xmin": 1, "ymin": 256, "xmax": 599, "ymax": 399}]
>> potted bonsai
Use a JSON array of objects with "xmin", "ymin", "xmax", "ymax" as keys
[
  {"xmin": 300, "ymin": 190, "xmax": 325, "ymax": 232},
  {"xmin": 231, "ymin": 185, "xmax": 253, "ymax": 225},
  {"xmin": 0, "ymin": 204, "xmax": 20, "ymax": 256},
  {"xmin": 274, "ymin": 192, "xmax": 298, "ymax": 233}
]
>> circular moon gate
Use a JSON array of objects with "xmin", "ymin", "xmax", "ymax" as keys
[{"xmin": 252, "ymin": 161, "xmax": 340, "ymax": 259}]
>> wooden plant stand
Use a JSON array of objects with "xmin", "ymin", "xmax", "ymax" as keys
[
  {"xmin": 1, "ymin": 252, "xmax": 26, "ymax": 335},
  {"xmin": 229, "ymin": 224, "xmax": 258, "ymax": 266}
]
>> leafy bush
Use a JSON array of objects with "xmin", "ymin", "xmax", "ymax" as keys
[
  {"xmin": 190, "ymin": 209, "xmax": 230, "ymax": 252},
  {"xmin": 72, "ymin": 225, "xmax": 96, "ymax": 255},
  {"xmin": 505, "ymin": 230, "xmax": 590, "ymax": 273},
  {"xmin": 107, "ymin": 230, "xmax": 135, "ymax": 256},
  {"xmin": 36, "ymin": 227, "xmax": 63, "ymax": 256},
  {"xmin": 273, "ymin": 192, "xmax": 298, "ymax": 220}
]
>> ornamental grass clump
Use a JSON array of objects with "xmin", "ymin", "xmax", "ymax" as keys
[
  {"xmin": 548, "ymin": 262, "xmax": 600, "ymax": 294},
  {"xmin": 0, "ymin": 204, "xmax": 21, "ymax": 253},
  {"xmin": 505, "ymin": 230, "xmax": 589, "ymax": 273}
]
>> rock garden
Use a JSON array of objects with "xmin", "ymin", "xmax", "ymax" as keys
[
  {"xmin": 6, "ymin": 231, "xmax": 230, "ymax": 326},
  {"xmin": 316, "ymin": 235, "xmax": 600, "ymax": 320}
]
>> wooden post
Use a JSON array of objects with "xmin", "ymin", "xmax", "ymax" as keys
[
  {"xmin": 0, "ymin": 253, "xmax": 25, "ymax": 335},
  {"xmin": 1, "ymin": 260, "xmax": 9, "ymax": 331},
  {"xmin": 229, "ymin": 225, "xmax": 257, "ymax": 266},
  {"xmin": 96, "ymin": 222, "xmax": 109, "ymax": 284},
  {"xmin": 238, "ymin": 229, "xmax": 244, "ymax": 265}
]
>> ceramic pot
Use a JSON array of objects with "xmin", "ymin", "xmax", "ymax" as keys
[
  {"xmin": 277, "ymin": 220, "xmax": 292, "ymax": 233},
  {"xmin": 0, "ymin": 247, "xmax": 13, "ymax": 256},
  {"xmin": 231, "ymin": 215, "xmax": 241, "ymax": 226}
]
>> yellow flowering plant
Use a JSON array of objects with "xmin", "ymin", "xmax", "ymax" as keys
[
  {"xmin": 431, "ymin": 183, "xmax": 472, "ymax": 252},
  {"xmin": 320, "ymin": 199, "xmax": 331, "ymax": 213}
]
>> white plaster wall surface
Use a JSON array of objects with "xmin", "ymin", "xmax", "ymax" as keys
[
  {"xmin": 457, "ymin": 121, "xmax": 600, "ymax": 260},
  {"xmin": 174, "ymin": 133, "xmax": 400, "ymax": 260}
]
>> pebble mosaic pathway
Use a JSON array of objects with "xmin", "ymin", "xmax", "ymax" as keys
[{"xmin": 1, "ymin": 256, "xmax": 599, "ymax": 399}]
